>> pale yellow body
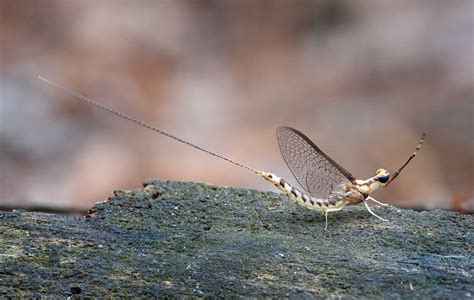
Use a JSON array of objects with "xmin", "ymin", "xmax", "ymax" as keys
[
  {"xmin": 258, "ymin": 171, "xmax": 349, "ymax": 213},
  {"xmin": 258, "ymin": 168, "xmax": 391, "ymax": 228},
  {"xmin": 37, "ymin": 77, "xmax": 424, "ymax": 230}
]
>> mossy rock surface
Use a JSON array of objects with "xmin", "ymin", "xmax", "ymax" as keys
[{"xmin": 0, "ymin": 179, "xmax": 472, "ymax": 298}]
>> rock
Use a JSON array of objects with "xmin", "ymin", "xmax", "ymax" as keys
[{"xmin": 0, "ymin": 180, "xmax": 472, "ymax": 298}]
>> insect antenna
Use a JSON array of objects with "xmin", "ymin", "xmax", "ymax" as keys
[
  {"xmin": 38, "ymin": 76, "xmax": 260, "ymax": 174},
  {"xmin": 386, "ymin": 133, "xmax": 426, "ymax": 186}
]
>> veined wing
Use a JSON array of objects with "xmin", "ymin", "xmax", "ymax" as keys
[{"xmin": 276, "ymin": 126, "xmax": 356, "ymax": 199}]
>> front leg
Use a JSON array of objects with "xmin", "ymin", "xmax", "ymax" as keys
[
  {"xmin": 366, "ymin": 196, "xmax": 389, "ymax": 206},
  {"xmin": 364, "ymin": 200, "xmax": 389, "ymax": 222}
]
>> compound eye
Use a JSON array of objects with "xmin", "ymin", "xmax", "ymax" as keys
[{"xmin": 378, "ymin": 175, "xmax": 389, "ymax": 183}]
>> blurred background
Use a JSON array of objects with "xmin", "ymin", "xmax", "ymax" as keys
[{"xmin": 1, "ymin": 0, "xmax": 473, "ymax": 214}]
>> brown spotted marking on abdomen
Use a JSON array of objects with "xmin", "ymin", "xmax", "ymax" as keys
[{"xmin": 257, "ymin": 171, "xmax": 337, "ymax": 212}]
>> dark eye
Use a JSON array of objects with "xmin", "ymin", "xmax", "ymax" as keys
[{"xmin": 378, "ymin": 175, "xmax": 389, "ymax": 183}]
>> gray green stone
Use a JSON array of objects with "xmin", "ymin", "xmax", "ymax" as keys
[{"xmin": 0, "ymin": 179, "xmax": 472, "ymax": 298}]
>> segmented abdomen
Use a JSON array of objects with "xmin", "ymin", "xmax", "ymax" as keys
[{"xmin": 258, "ymin": 171, "xmax": 344, "ymax": 211}]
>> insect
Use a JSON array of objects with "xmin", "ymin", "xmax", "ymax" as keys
[{"xmin": 38, "ymin": 76, "xmax": 426, "ymax": 229}]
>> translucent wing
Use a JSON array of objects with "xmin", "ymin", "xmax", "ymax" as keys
[{"xmin": 276, "ymin": 126, "xmax": 356, "ymax": 199}]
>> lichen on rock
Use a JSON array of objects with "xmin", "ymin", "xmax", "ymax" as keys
[{"xmin": 0, "ymin": 179, "xmax": 472, "ymax": 298}]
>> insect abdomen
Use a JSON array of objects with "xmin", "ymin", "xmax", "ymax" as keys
[{"xmin": 258, "ymin": 171, "xmax": 334, "ymax": 211}]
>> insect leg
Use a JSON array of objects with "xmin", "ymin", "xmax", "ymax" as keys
[
  {"xmin": 364, "ymin": 200, "xmax": 389, "ymax": 222},
  {"xmin": 325, "ymin": 211, "xmax": 328, "ymax": 230},
  {"xmin": 386, "ymin": 133, "xmax": 426, "ymax": 186},
  {"xmin": 366, "ymin": 196, "xmax": 389, "ymax": 206},
  {"xmin": 323, "ymin": 207, "xmax": 343, "ymax": 230}
]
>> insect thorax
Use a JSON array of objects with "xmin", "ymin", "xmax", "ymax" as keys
[{"xmin": 342, "ymin": 187, "xmax": 366, "ymax": 205}]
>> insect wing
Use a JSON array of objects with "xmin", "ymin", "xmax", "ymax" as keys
[{"xmin": 276, "ymin": 126, "xmax": 355, "ymax": 199}]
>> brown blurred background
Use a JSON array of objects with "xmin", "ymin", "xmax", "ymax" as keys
[{"xmin": 1, "ymin": 0, "xmax": 473, "ymax": 213}]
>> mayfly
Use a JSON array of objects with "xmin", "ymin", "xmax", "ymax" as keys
[{"xmin": 38, "ymin": 76, "xmax": 426, "ymax": 229}]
